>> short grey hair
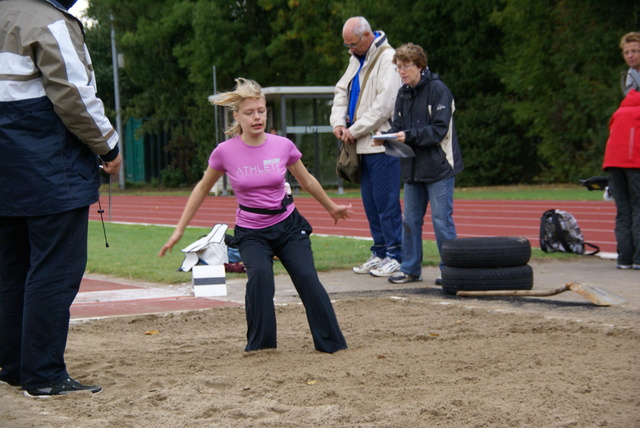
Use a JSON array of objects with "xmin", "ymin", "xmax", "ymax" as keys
[{"xmin": 351, "ymin": 17, "xmax": 371, "ymax": 37}]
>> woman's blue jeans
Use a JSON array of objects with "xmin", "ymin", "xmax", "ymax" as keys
[{"xmin": 400, "ymin": 177, "xmax": 457, "ymax": 276}]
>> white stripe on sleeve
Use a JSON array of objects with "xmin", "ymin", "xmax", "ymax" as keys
[{"xmin": 48, "ymin": 20, "xmax": 118, "ymax": 150}]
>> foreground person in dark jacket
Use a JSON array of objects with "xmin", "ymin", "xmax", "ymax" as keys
[
  {"xmin": 0, "ymin": 0, "xmax": 121, "ymax": 397},
  {"xmin": 375, "ymin": 43, "xmax": 463, "ymax": 284}
]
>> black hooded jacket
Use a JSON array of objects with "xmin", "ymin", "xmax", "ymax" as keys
[
  {"xmin": 390, "ymin": 70, "xmax": 463, "ymax": 184},
  {"xmin": 0, "ymin": 0, "xmax": 118, "ymax": 216}
]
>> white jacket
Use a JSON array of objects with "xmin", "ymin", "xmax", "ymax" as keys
[{"xmin": 330, "ymin": 31, "xmax": 401, "ymax": 154}]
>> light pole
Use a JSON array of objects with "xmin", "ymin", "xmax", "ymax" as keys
[{"xmin": 110, "ymin": 14, "xmax": 125, "ymax": 190}]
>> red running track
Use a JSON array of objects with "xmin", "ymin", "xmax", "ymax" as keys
[{"xmin": 89, "ymin": 194, "xmax": 618, "ymax": 254}]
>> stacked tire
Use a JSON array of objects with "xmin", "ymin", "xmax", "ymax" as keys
[{"xmin": 441, "ymin": 237, "xmax": 534, "ymax": 295}]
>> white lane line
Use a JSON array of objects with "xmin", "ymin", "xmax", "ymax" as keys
[{"xmin": 73, "ymin": 288, "xmax": 191, "ymax": 304}]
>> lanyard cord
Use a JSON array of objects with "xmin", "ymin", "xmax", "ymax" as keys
[
  {"xmin": 108, "ymin": 173, "xmax": 112, "ymax": 221},
  {"xmin": 97, "ymin": 198, "xmax": 110, "ymax": 248},
  {"xmin": 97, "ymin": 166, "xmax": 110, "ymax": 248}
]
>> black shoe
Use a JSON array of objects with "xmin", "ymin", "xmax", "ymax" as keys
[
  {"xmin": 388, "ymin": 272, "xmax": 423, "ymax": 284},
  {"xmin": 24, "ymin": 377, "xmax": 102, "ymax": 398},
  {"xmin": 435, "ymin": 278, "xmax": 443, "ymax": 286}
]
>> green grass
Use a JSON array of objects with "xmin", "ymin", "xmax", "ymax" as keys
[
  {"xmin": 453, "ymin": 184, "xmax": 604, "ymax": 201},
  {"xmin": 88, "ymin": 220, "xmax": 574, "ymax": 285},
  {"xmin": 335, "ymin": 184, "xmax": 603, "ymax": 200},
  {"xmin": 87, "ymin": 222, "xmax": 441, "ymax": 284}
]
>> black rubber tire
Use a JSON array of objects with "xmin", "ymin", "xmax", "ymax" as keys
[
  {"xmin": 441, "ymin": 265, "xmax": 534, "ymax": 295},
  {"xmin": 441, "ymin": 237, "xmax": 531, "ymax": 268}
]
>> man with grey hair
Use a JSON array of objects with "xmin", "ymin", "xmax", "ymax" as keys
[{"xmin": 330, "ymin": 17, "xmax": 403, "ymax": 277}]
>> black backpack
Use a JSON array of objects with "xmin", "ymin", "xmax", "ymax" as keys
[{"xmin": 539, "ymin": 209, "xmax": 600, "ymax": 255}]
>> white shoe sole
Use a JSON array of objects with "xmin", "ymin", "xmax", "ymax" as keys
[
  {"xmin": 369, "ymin": 269, "xmax": 400, "ymax": 277},
  {"xmin": 353, "ymin": 267, "xmax": 376, "ymax": 274}
]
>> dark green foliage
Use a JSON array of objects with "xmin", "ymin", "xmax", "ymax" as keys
[
  {"xmin": 83, "ymin": 0, "xmax": 639, "ymax": 186},
  {"xmin": 492, "ymin": 0, "xmax": 638, "ymax": 182}
]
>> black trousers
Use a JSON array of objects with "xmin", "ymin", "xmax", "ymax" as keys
[
  {"xmin": 0, "ymin": 207, "xmax": 89, "ymax": 389},
  {"xmin": 234, "ymin": 209, "xmax": 347, "ymax": 353},
  {"xmin": 608, "ymin": 167, "xmax": 640, "ymax": 265}
]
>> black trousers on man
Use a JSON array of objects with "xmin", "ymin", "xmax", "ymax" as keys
[
  {"xmin": 0, "ymin": 207, "xmax": 89, "ymax": 389},
  {"xmin": 234, "ymin": 209, "xmax": 347, "ymax": 353}
]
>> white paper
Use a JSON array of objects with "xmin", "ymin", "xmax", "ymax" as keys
[
  {"xmin": 372, "ymin": 133, "xmax": 399, "ymax": 140},
  {"xmin": 179, "ymin": 224, "xmax": 229, "ymax": 272}
]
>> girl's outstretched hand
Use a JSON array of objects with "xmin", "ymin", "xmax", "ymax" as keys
[
  {"xmin": 158, "ymin": 231, "xmax": 183, "ymax": 257},
  {"xmin": 331, "ymin": 204, "xmax": 353, "ymax": 224}
]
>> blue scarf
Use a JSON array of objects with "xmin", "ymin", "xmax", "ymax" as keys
[{"xmin": 348, "ymin": 58, "xmax": 364, "ymax": 124}]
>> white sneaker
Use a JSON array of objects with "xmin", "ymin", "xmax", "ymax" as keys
[
  {"xmin": 353, "ymin": 255, "xmax": 383, "ymax": 274},
  {"xmin": 369, "ymin": 257, "xmax": 401, "ymax": 277}
]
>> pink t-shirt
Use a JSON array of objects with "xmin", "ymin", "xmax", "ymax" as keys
[{"xmin": 209, "ymin": 134, "xmax": 302, "ymax": 229}]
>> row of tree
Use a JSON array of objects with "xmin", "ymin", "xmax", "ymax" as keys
[{"xmin": 84, "ymin": 0, "xmax": 639, "ymax": 186}]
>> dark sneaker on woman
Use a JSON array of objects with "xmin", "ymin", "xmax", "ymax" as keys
[
  {"xmin": 24, "ymin": 377, "xmax": 102, "ymax": 398},
  {"xmin": 388, "ymin": 272, "xmax": 423, "ymax": 284}
]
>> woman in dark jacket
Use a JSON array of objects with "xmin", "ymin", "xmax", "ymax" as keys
[{"xmin": 376, "ymin": 43, "xmax": 463, "ymax": 284}]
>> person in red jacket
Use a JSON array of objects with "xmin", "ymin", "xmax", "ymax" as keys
[{"xmin": 602, "ymin": 33, "xmax": 640, "ymax": 269}]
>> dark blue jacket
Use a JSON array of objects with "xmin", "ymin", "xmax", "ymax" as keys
[{"xmin": 390, "ymin": 70, "xmax": 463, "ymax": 184}]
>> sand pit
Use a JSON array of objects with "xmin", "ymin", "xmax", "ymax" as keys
[{"xmin": 1, "ymin": 295, "xmax": 638, "ymax": 427}]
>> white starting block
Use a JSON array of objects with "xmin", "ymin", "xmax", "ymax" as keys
[
  {"xmin": 178, "ymin": 223, "xmax": 229, "ymax": 297},
  {"xmin": 192, "ymin": 265, "xmax": 227, "ymax": 297}
]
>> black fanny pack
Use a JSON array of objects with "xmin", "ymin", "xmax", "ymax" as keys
[{"xmin": 238, "ymin": 195, "xmax": 293, "ymax": 215}]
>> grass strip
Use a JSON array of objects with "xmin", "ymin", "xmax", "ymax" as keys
[{"xmin": 87, "ymin": 221, "xmax": 573, "ymax": 285}]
